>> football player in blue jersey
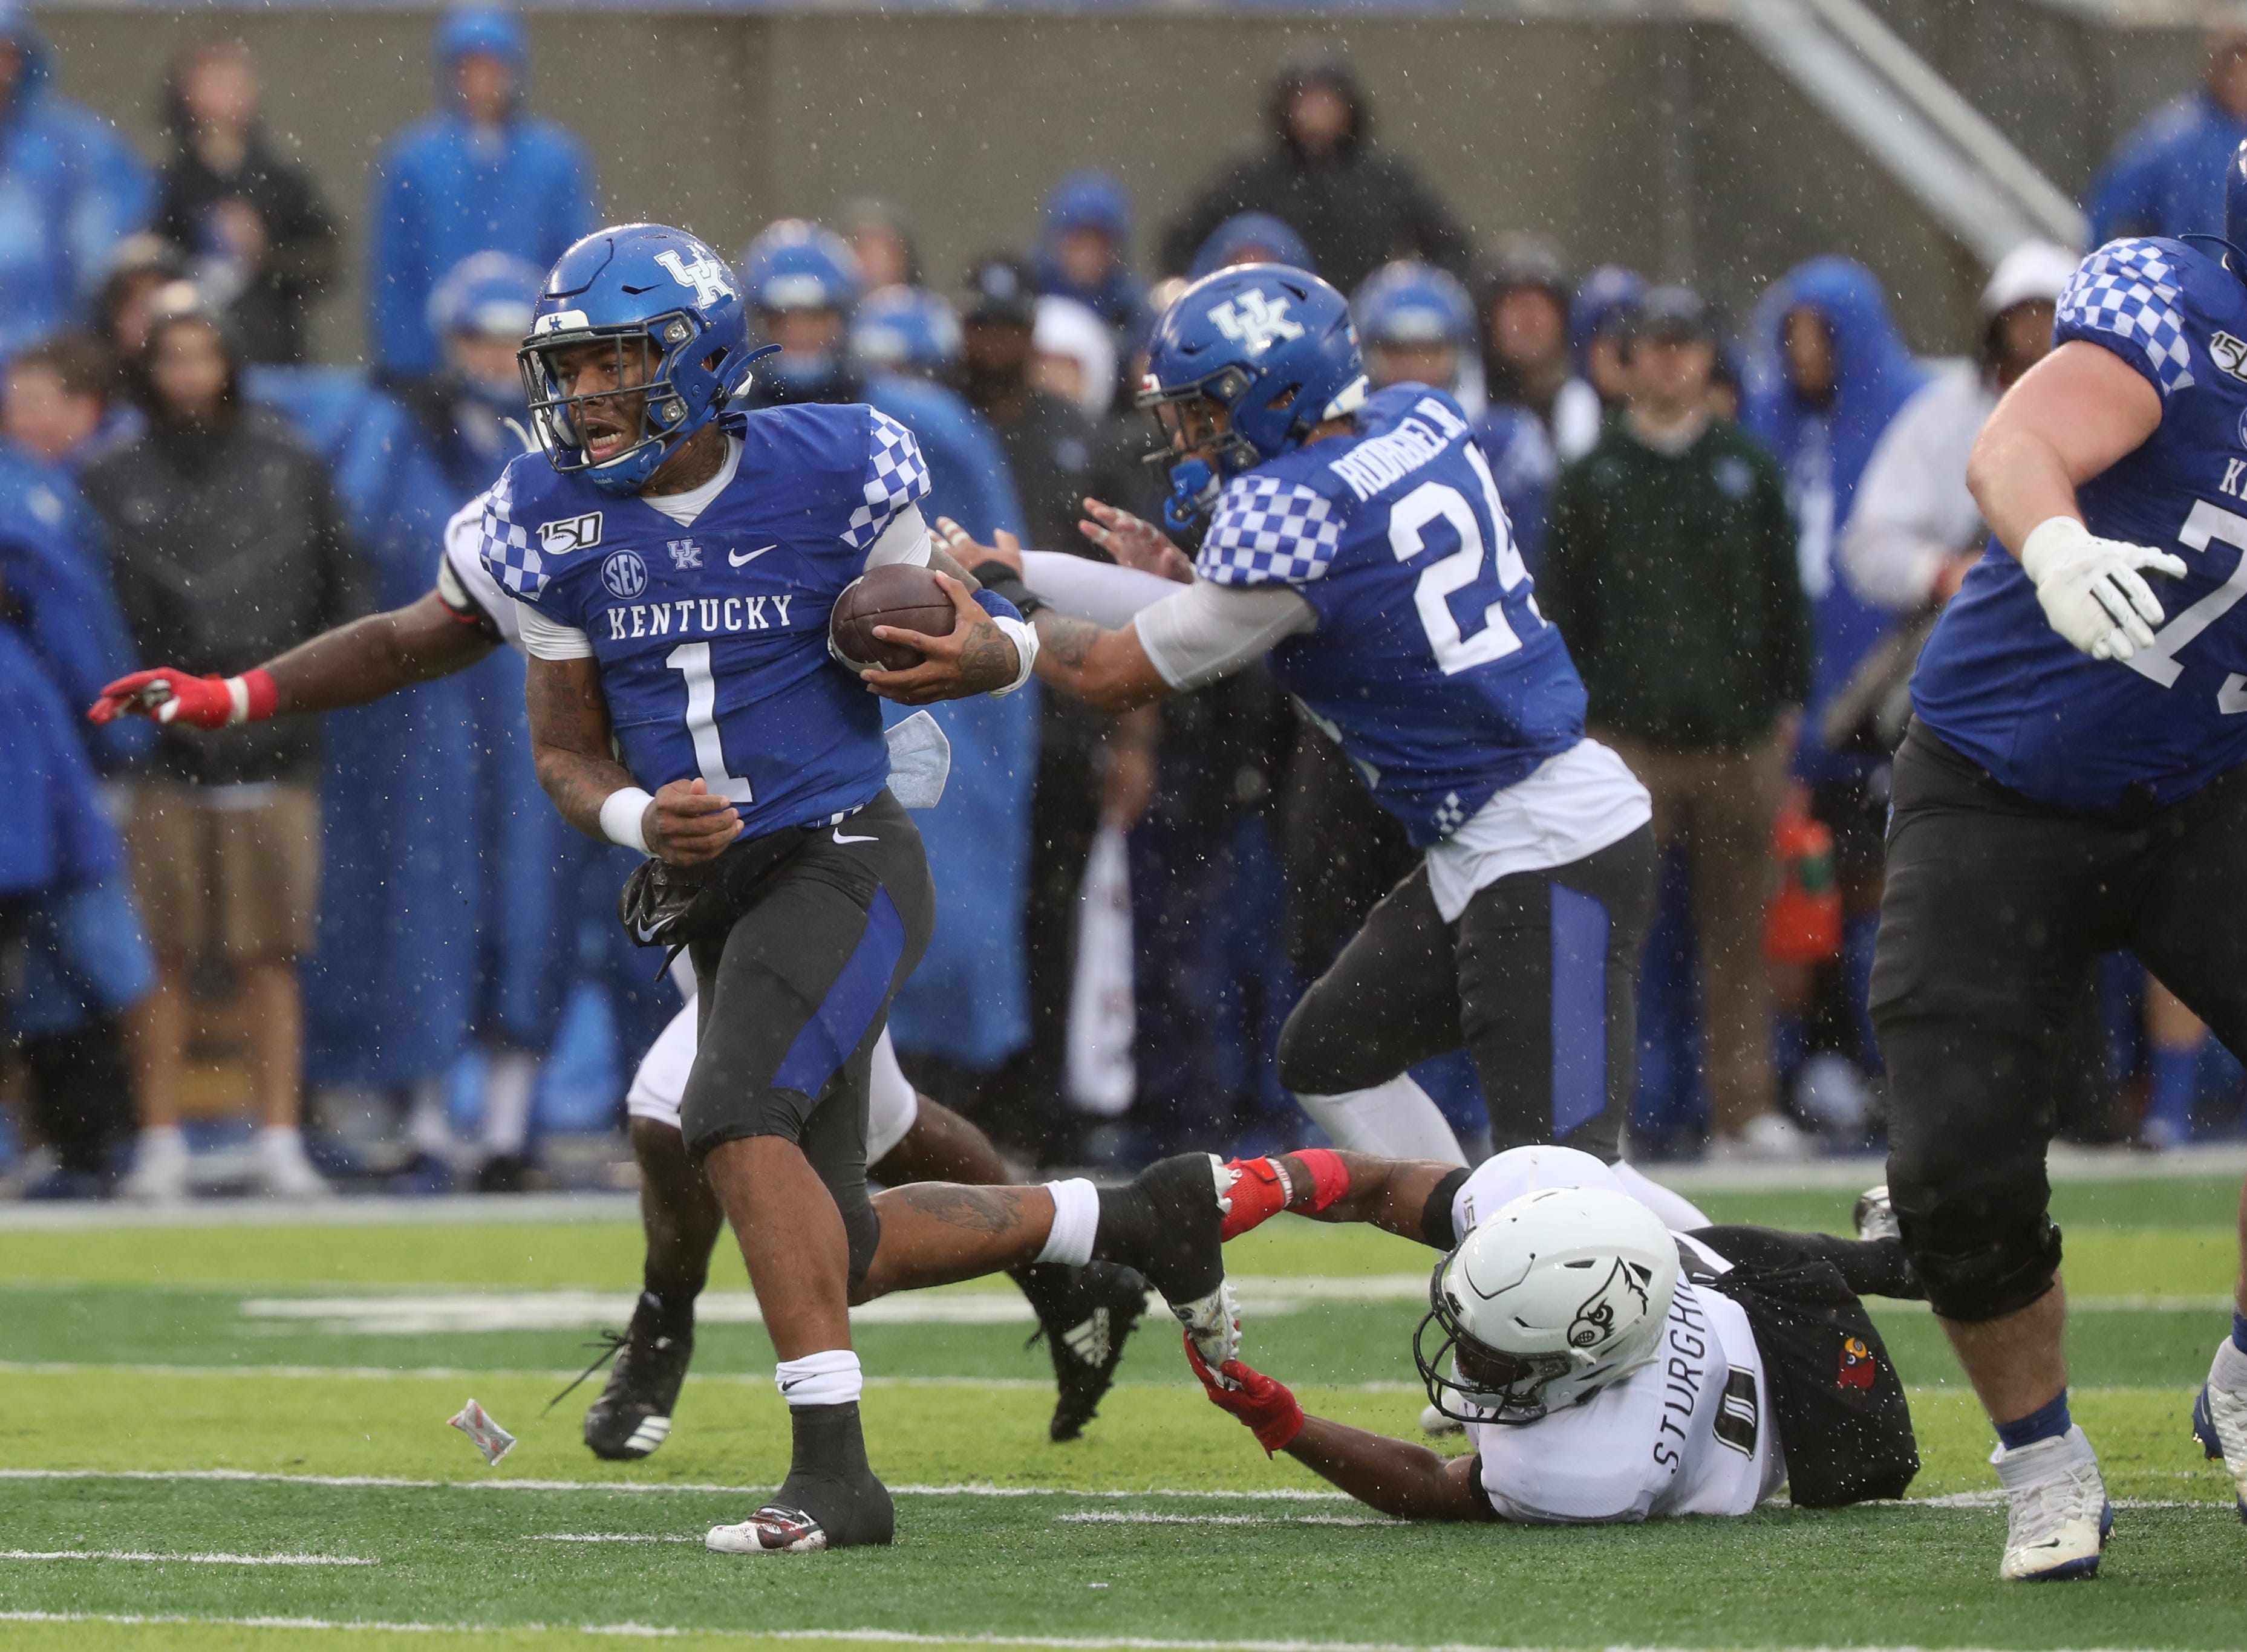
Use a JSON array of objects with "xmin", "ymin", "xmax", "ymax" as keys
[
  {"xmin": 923, "ymin": 263, "xmax": 1707, "ymax": 1230},
  {"xmin": 1865, "ymin": 147, "xmax": 2247, "ymax": 1579}
]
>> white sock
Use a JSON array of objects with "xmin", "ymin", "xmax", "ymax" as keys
[
  {"xmin": 480, "ymin": 1050, "xmax": 539, "ymax": 1157},
  {"xmin": 406, "ymin": 1077, "xmax": 456, "ymax": 1160},
  {"xmin": 2213, "ymin": 1332, "xmax": 2247, "ymax": 1395},
  {"xmin": 1611, "ymin": 1160, "xmax": 1712, "ymax": 1231},
  {"xmin": 256, "ymin": 1125, "xmax": 307, "ymax": 1162},
  {"xmin": 1296, "ymin": 1076, "xmax": 1467, "ymax": 1166},
  {"xmin": 1035, "ymin": 1177, "xmax": 1099, "ymax": 1266},
  {"xmin": 138, "ymin": 1124, "xmax": 187, "ymax": 1162},
  {"xmin": 775, "ymin": 1348, "xmax": 863, "ymax": 1408}
]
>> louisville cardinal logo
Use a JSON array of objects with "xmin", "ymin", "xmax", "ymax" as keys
[{"xmin": 1838, "ymin": 1335, "xmax": 1878, "ymax": 1390}]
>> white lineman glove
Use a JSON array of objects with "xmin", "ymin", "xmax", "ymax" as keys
[{"xmin": 2019, "ymin": 516, "xmax": 2187, "ymax": 663}]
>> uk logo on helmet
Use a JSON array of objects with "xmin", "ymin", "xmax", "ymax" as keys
[
  {"xmin": 1208, "ymin": 291, "xmax": 1305, "ymax": 356},
  {"xmin": 656, "ymin": 249, "xmax": 735, "ymax": 310},
  {"xmin": 601, "ymin": 549, "xmax": 650, "ymax": 599}
]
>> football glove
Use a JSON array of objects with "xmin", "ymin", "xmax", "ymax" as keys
[
  {"xmin": 1184, "ymin": 1336, "xmax": 1303, "ymax": 1454},
  {"xmin": 88, "ymin": 668, "xmax": 276, "ymax": 728},
  {"xmin": 2018, "ymin": 517, "xmax": 2187, "ymax": 663}
]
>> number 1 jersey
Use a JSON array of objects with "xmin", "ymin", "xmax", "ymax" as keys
[
  {"xmin": 479, "ymin": 402, "xmax": 931, "ymax": 836},
  {"xmin": 1913, "ymin": 237, "xmax": 2247, "ymax": 816}
]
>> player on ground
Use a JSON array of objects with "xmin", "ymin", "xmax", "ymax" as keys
[
  {"xmin": 88, "ymin": 485, "xmax": 1152, "ymax": 1453},
  {"xmin": 1868, "ymin": 147, "xmax": 2247, "ymax": 1579},
  {"xmin": 921, "ymin": 264, "xmax": 1688, "ymax": 1218},
  {"xmin": 99, "ymin": 224, "xmax": 1235, "ymax": 1555},
  {"xmin": 1186, "ymin": 1144, "xmax": 1919, "ymax": 1523}
]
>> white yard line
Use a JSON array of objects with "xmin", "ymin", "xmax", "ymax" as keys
[
  {"xmin": 1054, "ymin": 1512, "xmax": 1395, "ymax": 1528},
  {"xmin": 0, "ymin": 1468, "xmax": 1357, "ymax": 1500},
  {"xmin": 0, "ymin": 1612, "xmax": 2173, "ymax": 1652},
  {"xmin": 0, "ymin": 1549, "xmax": 374, "ymax": 1565}
]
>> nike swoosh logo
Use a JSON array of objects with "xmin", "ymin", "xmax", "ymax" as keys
[
  {"xmin": 633, "ymin": 921, "xmax": 665, "ymax": 943},
  {"xmin": 778, "ymin": 1377, "xmax": 805, "ymax": 1392},
  {"xmin": 833, "ymin": 830, "xmax": 877, "ymax": 845},
  {"xmin": 729, "ymin": 544, "xmax": 777, "ymax": 567}
]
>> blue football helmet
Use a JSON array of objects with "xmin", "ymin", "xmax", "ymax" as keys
[
  {"xmin": 1139, "ymin": 262, "xmax": 1365, "ymax": 525},
  {"xmin": 850, "ymin": 283, "xmax": 962, "ymax": 374},
  {"xmin": 740, "ymin": 220, "xmax": 863, "ymax": 314},
  {"xmin": 429, "ymin": 250, "xmax": 544, "ymax": 340},
  {"xmin": 1353, "ymin": 261, "xmax": 1475, "ymax": 348},
  {"xmin": 519, "ymin": 223, "xmax": 757, "ymax": 496}
]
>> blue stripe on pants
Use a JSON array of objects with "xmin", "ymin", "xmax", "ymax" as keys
[
  {"xmin": 1550, "ymin": 883, "xmax": 1609, "ymax": 1139},
  {"xmin": 771, "ymin": 888, "xmax": 906, "ymax": 1099}
]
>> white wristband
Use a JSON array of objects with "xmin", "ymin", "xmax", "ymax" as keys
[
  {"xmin": 599, "ymin": 787, "xmax": 655, "ymax": 854},
  {"xmin": 988, "ymin": 614, "xmax": 1039, "ymax": 697},
  {"xmin": 2018, "ymin": 516, "xmax": 2090, "ymax": 585},
  {"xmin": 224, "ymin": 675, "xmax": 252, "ymax": 726}
]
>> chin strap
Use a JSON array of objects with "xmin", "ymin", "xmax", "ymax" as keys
[{"xmin": 1162, "ymin": 457, "xmax": 1218, "ymax": 530}]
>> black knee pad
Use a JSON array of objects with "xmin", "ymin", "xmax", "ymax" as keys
[{"xmin": 1892, "ymin": 1184, "xmax": 2063, "ymax": 1322}]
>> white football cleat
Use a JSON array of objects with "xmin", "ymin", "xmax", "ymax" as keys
[
  {"xmin": 706, "ymin": 1504, "xmax": 827, "ymax": 1554},
  {"xmin": 2192, "ymin": 1345, "xmax": 2247, "ymax": 1521},
  {"xmin": 1853, "ymin": 1184, "xmax": 1900, "ymax": 1244},
  {"xmin": 118, "ymin": 1131, "xmax": 191, "ymax": 1205},
  {"xmin": 254, "ymin": 1130, "xmax": 332, "ymax": 1200},
  {"xmin": 1994, "ymin": 1425, "xmax": 2113, "ymax": 1581},
  {"xmin": 1173, "ymin": 1280, "xmax": 1241, "ymax": 1370}
]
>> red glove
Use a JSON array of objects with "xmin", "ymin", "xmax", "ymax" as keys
[
  {"xmin": 89, "ymin": 668, "xmax": 275, "ymax": 728},
  {"xmin": 1219, "ymin": 1150, "xmax": 1352, "ymax": 1240},
  {"xmin": 1184, "ymin": 1335, "xmax": 1303, "ymax": 1454}
]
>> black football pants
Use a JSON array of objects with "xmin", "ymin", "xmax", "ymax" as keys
[{"xmin": 1873, "ymin": 724, "xmax": 2247, "ymax": 1321}]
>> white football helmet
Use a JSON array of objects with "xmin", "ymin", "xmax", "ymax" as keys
[{"xmin": 1415, "ymin": 1185, "xmax": 1680, "ymax": 1425}]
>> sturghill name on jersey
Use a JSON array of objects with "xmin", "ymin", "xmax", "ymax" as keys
[
  {"xmin": 1326, "ymin": 396, "xmax": 1470, "ymax": 501},
  {"xmin": 603, "ymin": 593, "xmax": 798, "ymax": 641}
]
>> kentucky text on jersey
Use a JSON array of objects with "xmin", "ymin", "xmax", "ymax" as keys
[
  {"xmin": 1913, "ymin": 236, "xmax": 2247, "ymax": 815},
  {"xmin": 478, "ymin": 401, "xmax": 932, "ymax": 838},
  {"xmin": 602, "ymin": 593, "xmax": 797, "ymax": 640},
  {"xmin": 1199, "ymin": 383, "xmax": 1587, "ymax": 847}
]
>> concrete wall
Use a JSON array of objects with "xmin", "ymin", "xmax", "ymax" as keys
[{"xmin": 27, "ymin": 5, "xmax": 2222, "ymax": 366}]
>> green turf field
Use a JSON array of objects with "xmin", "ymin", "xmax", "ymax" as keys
[{"xmin": 1, "ymin": 1176, "xmax": 2240, "ymax": 1651}]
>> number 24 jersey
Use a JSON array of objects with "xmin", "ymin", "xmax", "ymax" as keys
[
  {"xmin": 478, "ymin": 402, "xmax": 931, "ymax": 837},
  {"xmin": 1913, "ymin": 236, "xmax": 2247, "ymax": 816}
]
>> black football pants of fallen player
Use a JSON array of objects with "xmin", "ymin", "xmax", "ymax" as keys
[
  {"xmin": 1872, "ymin": 723, "xmax": 2247, "ymax": 1324},
  {"xmin": 678, "ymin": 791, "xmax": 934, "ymax": 1290},
  {"xmin": 1276, "ymin": 824, "xmax": 1657, "ymax": 1161}
]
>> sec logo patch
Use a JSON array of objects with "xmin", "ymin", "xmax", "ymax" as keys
[{"xmin": 601, "ymin": 549, "xmax": 649, "ymax": 599}]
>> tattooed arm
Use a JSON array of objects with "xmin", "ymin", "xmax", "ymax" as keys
[
  {"xmin": 1031, "ymin": 611, "xmax": 1176, "ymax": 713},
  {"xmin": 525, "ymin": 655, "xmax": 741, "ymax": 865},
  {"xmin": 857, "ymin": 553, "xmax": 1025, "ymax": 706}
]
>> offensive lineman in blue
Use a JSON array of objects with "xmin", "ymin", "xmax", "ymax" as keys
[
  {"xmin": 944, "ymin": 264, "xmax": 1695, "ymax": 1221},
  {"xmin": 1869, "ymin": 149, "xmax": 2247, "ymax": 1579},
  {"xmin": 484, "ymin": 223, "xmax": 1241, "ymax": 1554}
]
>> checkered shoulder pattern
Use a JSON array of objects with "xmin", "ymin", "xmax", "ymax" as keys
[
  {"xmin": 842, "ymin": 409, "xmax": 934, "ymax": 553},
  {"xmin": 477, "ymin": 470, "xmax": 547, "ymax": 602},
  {"xmin": 2059, "ymin": 239, "xmax": 2197, "ymax": 397},
  {"xmin": 1195, "ymin": 475, "xmax": 1343, "ymax": 587}
]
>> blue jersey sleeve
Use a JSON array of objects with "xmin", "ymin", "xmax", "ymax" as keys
[
  {"xmin": 476, "ymin": 466, "xmax": 553, "ymax": 606},
  {"xmin": 2055, "ymin": 239, "xmax": 2198, "ymax": 399},
  {"xmin": 842, "ymin": 409, "xmax": 934, "ymax": 553},
  {"xmin": 1195, "ymin": 473, "xmax": 1344, "ymax": 586}
]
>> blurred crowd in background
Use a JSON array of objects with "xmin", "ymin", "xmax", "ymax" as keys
[{"xmin": 7, "ymin": 5, "xmax": 2247, "ymax": 1202}]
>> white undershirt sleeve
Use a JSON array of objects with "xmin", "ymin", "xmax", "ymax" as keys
[
  {"xmin": 1019, "ymin": 550, "xmax": 1191, "ymax": 628},
  {"xmin": 863, "ymin": 502, "xmax": 934, "ymax": 571},
  {"xmin": 515, "ymin": 601, "xmax": 595, "ymax": 660},
  {"xmin": 1131, "ymin": 579, "xmax": 1317, "ymax": 691}
]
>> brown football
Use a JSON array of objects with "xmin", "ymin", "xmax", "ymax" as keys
[{"xmin": 829, "ymin": 562, "xmax": 956, "ymax": 673}]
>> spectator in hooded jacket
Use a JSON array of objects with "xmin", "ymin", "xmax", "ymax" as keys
[
  {"xmin": 2089, "ymin": 26, "xmax": 2247, "ymax": 246},
  {"xmin": 1034, "ymin": 170, "xmax": 1147, "ymax": 341},
  {"xmin": 154, "ymin": 37, "xmax": 337, "ymax": 366},
  {"xmin": 90, "ymin": 294, "xmax": 373, "ymax": 1202},
  {"xmin": 1161, "ymin": 55, "xmax": 1470, "ymax": 296},
  {"xmin": 367, "ymin": 6, "xmax": 595, "ymax": 380},
  {"xmin": 0, "ymin": 2, "xmax": 152, "ymax": 362},
  {"xmin": 1478, "ymin": 232, "xmax": 1574, "ymax": 447}
]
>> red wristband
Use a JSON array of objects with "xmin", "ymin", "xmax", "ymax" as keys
[
  {"xmin": 1218, "ymin": 1157, "xmax": 1290, "ymax": 1241},
  {"xmin": 238, "ymin": 668, "xmax": 278, "ymax": 723},
  {"xmin": 1292, "ymin": 1148, "xmax": 1351, "ymax": 1212}
]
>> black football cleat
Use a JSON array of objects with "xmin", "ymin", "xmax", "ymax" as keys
[
  {"xmin": 1095, "ymin": 1153, "xmax": 1238, "ymax": 1368},
  {"xmin": 1016, "ymin": 1261, "xmax": 1149, "ymax": 1442},
  {"xmin": 580, "ymin": 1290, "xmax": 695, "ymax": 1461}
]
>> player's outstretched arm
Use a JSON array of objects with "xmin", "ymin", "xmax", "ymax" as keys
[
  {"xmin": 525, "ymin": 655, "xmax": 741, "ymax": 866},
  {"xmin": 88, "ymin": 591, "xmax": 496, "ymax": 727},
  {"xmin": 1184, "ymin": 1341, "xmax": 1487, "ymax": 1522}
]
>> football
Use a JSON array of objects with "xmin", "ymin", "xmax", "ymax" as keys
[{"xmin": 828, "ymin": 563, "xmax": 957, "ymax": 673}]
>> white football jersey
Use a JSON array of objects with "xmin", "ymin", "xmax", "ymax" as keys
[{"xmin": 1449, "ymin": 1147, "xmax": 1786, "ymax": 1523}]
